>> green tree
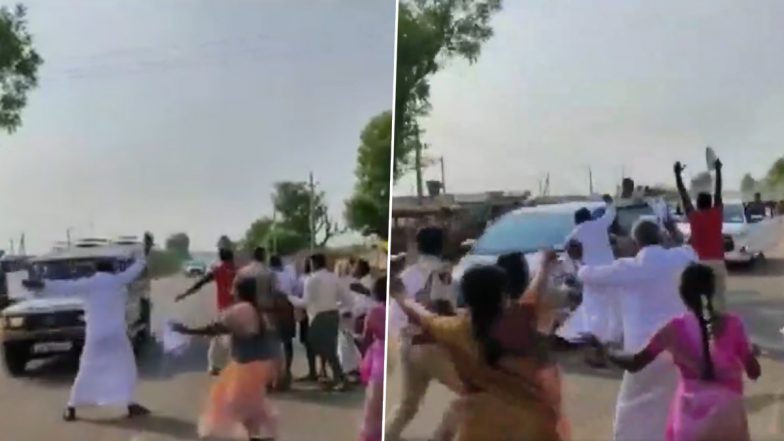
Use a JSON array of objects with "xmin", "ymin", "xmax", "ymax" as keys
[
  {"xmin": 273, "ymin": 181, "xmax": 342, "ymax": 249},
  {"xmin": 0, "ymin": 4, "xmax": 43, "ymax": 134},
  {"xmin": 164, "ymin": 232, "xmax": 191, "ymax": 260},
  {"xmin": 766, "ymin": 157, "xmax": 784, "ymax": 187},
  {"xmin": 740, "ymin": 173, "xmax": 758, "ymax": 195},
  {"xmin": 345, "ymin": 111, "xmax": 392, "ymax": 238},
  {"xmin": 394, "ymin": 0, "xmax": 502, "ymax": 180}
]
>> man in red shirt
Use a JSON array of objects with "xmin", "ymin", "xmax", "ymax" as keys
[
  {"xmin": 674, "ymin": 157, "xmax": 727, "ymax": 311},
  {"xmin": 177, "ymin": 247, "xmax": 237, "ymax": 375}
]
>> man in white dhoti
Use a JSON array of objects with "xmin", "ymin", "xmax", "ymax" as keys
[
  {"xmin": 558, "ymin": 194, "xmax": 623, "ymax": 345},
  {"xmin": 579, "ymin": 220, "xmax": 696, "ymax": 441},
  {"xmin": 25, "ymin": 236, "xmax": 153, "ymax": 421}
]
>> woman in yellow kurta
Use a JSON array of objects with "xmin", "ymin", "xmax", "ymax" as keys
[{"xmin": 391, "ymin": 250, "xmax": 564, "ymax": 441}]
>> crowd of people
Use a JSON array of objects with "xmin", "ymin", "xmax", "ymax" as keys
[
  {"xmin": 173, "ymin": 244, "xmax": 388, "ymax": 441},
  {"xmin": 386, "ymin": 156, "xmax": 763, "ymax": 441},
  {"xmin": 24, "ymin": 233, "xmax": 386, "ymax": 441}
]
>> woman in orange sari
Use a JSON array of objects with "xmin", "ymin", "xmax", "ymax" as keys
[
  {"xmin": 391, "ymin": 250, "xmax": 566, "ymax": 441},
  {"xmin": 174, "ymin": 277, "xmax": 279, "ymax": 441}
]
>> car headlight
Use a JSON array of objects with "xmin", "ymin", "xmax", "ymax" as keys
[{"xmin": 4, "ymin": 316, "xmax": 24, "ymax": 328}]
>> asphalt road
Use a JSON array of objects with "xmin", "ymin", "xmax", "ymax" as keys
[
  {"xmin": 0, "ymin": 275, "xmax": 364, "ymax": 441},
  {"xmin": 385, "ymin": 226, "xmax": 784, "ymax": 441}
]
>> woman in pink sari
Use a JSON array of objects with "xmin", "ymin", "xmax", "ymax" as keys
[
  {"xmin": 359, "ymin": 276, "xmax": 386, "ymax": 441},
  {"xmin": 588, "ymin": 263, "xmax": 761, "ymax": 441}
]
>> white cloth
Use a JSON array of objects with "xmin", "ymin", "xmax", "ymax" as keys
[
  {"xmin": 577, "ymin": 245, "xmax": 697, "ymax": 441},
  {"xmin": 566, "ymin": 203, "xmax": 616, "ymax": 266},
  {"xmin": 41, "ymin": 257, "xmax": 147, "ymax": 408},
  {"xmin": 388, "ymin": 255, "xmax": 449, "ymax": 339},
  {"xmin": 273, "ymin": 267, "xmax": 297, "ymax": 297},
  {"xmin": 289, "ymin": 269, "xmax": 353, "ymax": 320},
  {"xmin": 338, "ymin": 326, "xmax": 361, "ymax": 372},
  {"xmin": 160, "ymin": 320, "xmax": 191, "ymax": 355},
  {"xmin": 559, "ymin": 203, "xmax": 622, "ymax": 342}
]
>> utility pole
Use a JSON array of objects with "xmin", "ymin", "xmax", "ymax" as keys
[
  {"xmin": 588, "ymin": 167, "xmax": 594, "ymax": 196},
  {"xmin": 9, "ymin": 239, "xmax": 14, "ymax": 255},
  {"xmin": 18, "ymin": 234, "xmax": 25, "ymax": 256},
  {"xmin": 440, "ymin": 156, "xmax": 447, "ymax": 195},
  {"xmin": 308, "ymin": 172, "xmax": 316, "ymax": 250},
  {"xmin": 271, "ymin": 206, "xmax": 278, "ymax": 256},
  {"xmin": 415, "ymin": 139, "xmax": 424, "ymax": 204},
  {"xmin": 66, "ymin": 227, "xmax": 73, "ymax": 247}
]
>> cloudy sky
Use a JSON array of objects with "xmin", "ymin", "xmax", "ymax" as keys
[
  {"xmin": 0, "ymin": 0, "xmax": 395, "ymax": 253},
  {"xmin": 397, "ymin": 0, "xmax": 784, "ymax": 197}
]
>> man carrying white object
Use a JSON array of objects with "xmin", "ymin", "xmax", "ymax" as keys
[
  {"xmin": 579, "ymin": 220, "xmax": 696, "ymax": 441},
  {"xmin": 558, "ymin": 194, "xmax": 623, "ymax": 345},
  {"xmin": 24, "ymin": 234, "xmax": 154, "ymax": 422}
]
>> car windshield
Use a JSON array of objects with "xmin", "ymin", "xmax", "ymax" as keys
[
  {"xmin": 30, "ymin": 258, "xmax": 124, "ymax": 280},
  {"xmin": 472, "ymin": 211, "xmax": 575, "ymax": 255},
  {"xmin": 723, "ymin": 204, "xmax": 746, "ymax": 223},
  {"xmin": 615, "ymin": 204, "xmax": 656, "ymax": 236}
]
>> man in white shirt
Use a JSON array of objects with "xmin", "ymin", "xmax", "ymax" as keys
[
  {"xmin": 288, "ymin": 253, "xmax": 353, "ymax": 391},
  {"xmin": 558, "ymin": 195, "xmax": 623, "ymax": 345},
  {"xmin": 386, "ymin": 227, "xmax": 462, "ymax": 441},
  {"xmin": 579, "ymin": 220, "xmax": 696, "ymax": 441}
]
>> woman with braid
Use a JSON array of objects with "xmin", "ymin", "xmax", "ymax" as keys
[{"xmin": 585, "ymin": 264, "xmax": 760, "ymax": 441}]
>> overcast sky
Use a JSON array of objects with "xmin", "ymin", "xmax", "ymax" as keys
[
  {"xmin": 396, "ymin": 0, "xmax": 784, "ymax": 197},
  {"xmin": 0, "ymin": 0, "xmax": 395, "ymax": 253}
]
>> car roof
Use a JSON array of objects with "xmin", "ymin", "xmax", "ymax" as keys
[
  {"xmin": 507, "ymin": 201, "xmax": 605, "ymax": 215},
  {"xmin": 31, "ymin": 244, "xmax": 138, "ymax": 263}
]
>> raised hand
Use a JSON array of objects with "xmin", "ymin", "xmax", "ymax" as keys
[
  {"xmin": 714, "ymin": 158, "xmax": 723, "ymax": 170},
  {"xmin": 674, "ymin": 161, "xmax": 685, "ymax": 175}
]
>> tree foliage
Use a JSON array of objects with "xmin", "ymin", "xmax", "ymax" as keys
[
  {"xmin": 345, "ymin": 111, "xmax": 392, "ymax": 238},
  {"xmin": 740, "ymin": 173, "xmax": 759, "ymax": 195},
  {"xmin": 164, "ymin": 232, "xmax": 191, "ymax": 260},
  {"xmin": 394, "ymin": 0, "xmax": 502, "ymax": 180},
  {"xmin": 766, "ymin": 157, "xmax": 784, "ymax": 187},
  {"xmin": 241, "ymin": 181, "xmax": 342, "ymax": 256},
  {"xmin": 0, "ymin": 4, "xmax": 43, "ymax": 134}
]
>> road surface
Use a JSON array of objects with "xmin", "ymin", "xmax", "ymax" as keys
[
  {"xmin": 0, "ymin": 275, "xmax": 364, "ymax": 441},
  {"xmin": 385, "ymin": 226, "xmax": 784, "ymax": 441}
]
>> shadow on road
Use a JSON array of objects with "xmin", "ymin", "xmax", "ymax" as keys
[
  {"xmin": 84, "ymin": 414, "xmax": 234, "ymax": 441},
  {"xmin": 275, "ymin": 386, "xmax": 365, "ymax": 410},
  {"xmin": 556, "ymin": 350, "xmax": 624, "ymax": 381},
  {"xmin": 730, "ymin": 258, "xmax": 784, "ymax": 278}
]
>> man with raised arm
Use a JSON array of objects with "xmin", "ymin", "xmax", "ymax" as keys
[
  {"xmin": 24, "ymin": 233, "xmax": 154, "ymax": 421},
  {"xmin": 674, "ymin": 157, "xmax": 727, "ymax": 311}
]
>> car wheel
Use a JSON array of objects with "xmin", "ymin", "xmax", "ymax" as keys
[{"xmin": 2, "ymin": 342, "xmax": 30, "ymax": 377}]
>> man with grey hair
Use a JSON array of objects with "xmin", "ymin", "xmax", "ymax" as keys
[{"xmin": 578, "ymin": 219, "xmax": 697, "ymax": 441}]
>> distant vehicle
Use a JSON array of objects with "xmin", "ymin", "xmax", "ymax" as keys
[
  {"xmin": 0, "ymin": 244, "xmax": 151, "ymax": 376},
  {"xmin": 677, "ymin": 201, "xmax": 779, "ymax": 265},
  {"xmin": 183, "ymin": 260, "xmax": 207, "ymax": 277}
]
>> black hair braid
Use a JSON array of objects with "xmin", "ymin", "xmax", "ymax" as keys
[
  {"xmin": 470, "ymin": 301, "xmax": 504, "ymax": 367},
  {"xmin": 462, "ymin": 266, "xmax": 507, "ymax": 367},
  {"xmin": 699, "ymin": 293, "xmax": 717, "ymax": 381}
]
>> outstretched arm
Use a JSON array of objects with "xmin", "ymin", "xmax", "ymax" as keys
[
  {"xmin": 390, "ymin": 277, "xmax": 435, "ymax": 327},
  {"xmin": 714, "ymin": 158, "xmax": 723, "ymax": 207},
  {"xmin": 115, "ymin": 257, "xmax": 147, "ymax": 286},
  {"xmin": 519, "ymin": 250, "xmax": 558, "ymax": 307},
  {"xmin": 596, "ymin": 195, "xmax": 617, "ymax": 229},
  {"xmin": 171, "ymin": 321, "xmax": 228, "ymax": 336},
  {"xmin": 674, "ymin": 162, "xmax": 694, "ymax": 214},
  {"xmin": 176, "ymin": 271, "xmax": 215, "ymax": 301},
  {"xmin": 578, "ymin": 258, "xmax": 644, "ymax": 287}
]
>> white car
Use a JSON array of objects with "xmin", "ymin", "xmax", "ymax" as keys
[
  {"xmin": 677, "ymin": 201, "xmax": 779, "ymax": 264},
  {"xmin": 0, "ymin": 244, "xmax": 151, "ymax": 376}
]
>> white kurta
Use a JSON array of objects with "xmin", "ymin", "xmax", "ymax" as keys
[
  {"xmin": 42, "ymin": 258, "xmax": 147, "ymax": 408},
  {"xmin": 578, "ymin": 245, "xmax": 697, "ymax": 441},
  {"xmin": 559, "ymin": 204, "xmax": 623, "ymax": 343}
]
